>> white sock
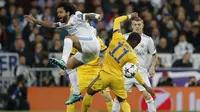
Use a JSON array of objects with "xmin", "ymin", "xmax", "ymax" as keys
[
  {"xmin": 112, "ymin": 98, "xmax": 120, "ymax": 112},
  {"xmin": 62, "ymin": 38, "xmax": 73, "ymax": 64},
  {"xmin": 146, "ymin": 98, "xmax": 156, "ymax": 112},
  {"xmin": 66, "ymin": 69, "xmax": 80, "ymax": 95}
]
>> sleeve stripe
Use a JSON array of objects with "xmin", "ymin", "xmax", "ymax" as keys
[
  {"xmin": 113, "ymin": 29, "xmax": 119, "ymax": 34},
  {"xmin": 55, "ymin": 22, "xmax": 61, "ymax": 28},
  {"xmin": 100, "ymin": 47, "xmax": 107, "ymax": 52}
]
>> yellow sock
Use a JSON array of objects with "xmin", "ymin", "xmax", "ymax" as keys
[
  {"xmin": 66, "ymin": 104, "xmax": 75, "ymax": 112},
  {"xmin": 134, "ymin": 72, "xmax": 144, "ymax": 85},
  {"xmin": 106, "ymin": 101, "xmax": 113, "ymax": 112},
  {"xmin": 82, "ymin": 93, "xmax": 93, "ymax": 112},
  {"xmin": 120, "ymin": 100, "xmax": 130, "ymax": 112}
]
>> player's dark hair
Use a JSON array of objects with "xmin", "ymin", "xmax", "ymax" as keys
[
  {"xmin": 57, "ymin": 0, "xmax": 77, "ymax": 15},
  {"xmin": 132, "ymin": 16, "xmax": 143, "ymax": 21},
  {"xmin": 127, "ymin": 32, "xmax": 141, "ymax": 48}
]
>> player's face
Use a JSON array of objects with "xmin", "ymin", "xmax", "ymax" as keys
[
  {"xmin": 132, "ymin": 20, "xmax": 144, "ymax": 34},
  {"xmin": 128, "ymin": 41, "xmax": 138, "ymax": 48},
  {"xmin": 57, "ymin": 7, "xmax": 67, "ymax": 23}
]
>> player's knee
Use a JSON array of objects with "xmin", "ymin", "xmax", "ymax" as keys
[
  {"xmin": 142, "ymin": 90, "xmax": 152, "ymax": 100},
  {"xmin": 116, "ymin": 96, "xmax": 126, "ymax": 102},
  {"xmin": 87, "ymin": 87, "xmax": 98, "ymax": 96}
]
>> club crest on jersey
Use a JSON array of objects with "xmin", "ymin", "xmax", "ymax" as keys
[{"xmin": 140, "ymin": 43, "xmax": 144, "ymax": 48}]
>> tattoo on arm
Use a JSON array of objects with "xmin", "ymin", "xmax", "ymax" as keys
[
  {"xmin": 85, "ymin": 13, "xmax": 98, "ymax": 20},
  {"xmin": 150, "ymin": 53, "xmax": 157, "ymax": 69},
  {"xmin": 36, "ymin": 20, "xmax": 56, "ymax": 28}
]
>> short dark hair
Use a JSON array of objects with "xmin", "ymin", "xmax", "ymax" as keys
[
  {"xmin": 57, "ymin": 0, "xmax": 77, "ymax": 15},
  {"xmin": 132, "ymin": 16, "xmax": 143, "ymax": 21},
  {"xmin": 127, "ymin": 32, "xmax": 141, "ymax": 48}
]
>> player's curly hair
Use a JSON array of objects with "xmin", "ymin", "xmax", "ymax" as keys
[{"xmin": 57, "ymin": 0, "xmax": 77, "ymax": 15}]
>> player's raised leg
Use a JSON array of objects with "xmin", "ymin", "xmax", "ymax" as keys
[
  {"xmin": 50, "ymin": 35, "xmax": 82, "ymax": 69},
  {"xmin": 82, "ymin": 73, "xmax": 108, "ymax": 112}
]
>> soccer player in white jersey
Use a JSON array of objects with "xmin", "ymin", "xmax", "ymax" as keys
[
  {"xmin": 24, "ymin": 1, "xmax": 103, "ymax": 104},
  {"xmin": 112, "ymin": 17, "xmax": 157, "ymax": 112}
]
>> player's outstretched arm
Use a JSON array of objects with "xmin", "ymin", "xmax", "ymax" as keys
[
  {"xmin": 24, "ymin": 15, "xmax": 56, "ymax": 28},
  {"xmin": 134, "ymin": 72, "xmax": 155, "ymax": 96},
  {"xmin": 149, "ymin": 53, "xmax": 157, "ymax": 77},
  {"xmin": 113, "ymin": 12, "xmax": 138, "ymax": 32},
  {"xmin": 84, "ymin": 13, "xmax": 103, "ymax": 21}
]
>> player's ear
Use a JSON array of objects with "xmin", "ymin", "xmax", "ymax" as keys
[
  {"xmin": 142, "ymin": 20, "xmax": 144, "ymax": 28},
  {"xmin": 67, "ymin": 11, "xmax": 70, "ymax": 16}
]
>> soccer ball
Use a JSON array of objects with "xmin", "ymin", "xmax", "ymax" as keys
[{"xmin": 122, "ymin": 62, "xmax": 138, "ymax": 78}]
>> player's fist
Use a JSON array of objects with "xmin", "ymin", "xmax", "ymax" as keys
[
  {"xmin": 130, "ymin": 12, "xmax": 138, "ymax": 20},
  {"xmin": 97, "ymin": 13, "xmax": 103, "ymax": 21},
  {"xmin": 24, "ymin": 15, "xmax": 37, "ymax": 24}
]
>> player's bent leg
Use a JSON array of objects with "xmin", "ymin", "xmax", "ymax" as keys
[
  {"xmin": 100, "ymin": 90, "xmax": 113, "ymax": 112},
  {"xmin": 49, "ymin": 37, "xmax": 73, "ymax": 69},
  {"xmin": 82, "ymin": 87, "xmax": 99, "ymax": 112},
  {"xmin": 117, "ymin": 96, "xmax": 130, "ymax": 112},
  {"xmin": 112, "ymin": 97, "xmax": 120, "ymax": 112},
  {"xmin": 65, "ymin": 69, "xmax": 83, "ymax": 105},
  {"xmin": 65, "ymin": 57, "xmax": 84, "ymax": 105},
  {"xmin": 82, "ymin": 74, "xmax": 103, "ymax": 112},
  {"xmin": 49, "ymin": 35, "xmax": 82, "ymax": 69},
  {"xmin": 66, "ymin": 89, "xmax": 75, "ymax": 112},
  {"xmin": 66, "ymin": 103, "xmax": 75, "ymax": 112},
  {"xmin": 67, "ymin": 55, "xmax": 84, "ymax": 69}
]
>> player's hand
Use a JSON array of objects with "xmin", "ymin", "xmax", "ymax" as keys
[
  {"xmin": 149, "ymin": 68, "xmax": 156, "ymax": 77},
  {"xmin": 97, "ymin": 13, "xmax": 103, "ymax": 21},
  {"xmin": 59, "ymin": 69, "xmax": 65, "ymax": 76},
  {"xmin": 24, "ymin": 15, "xmax": 37, "ymax": 24},
  {"xmin": 143, "ymin": 84, "xmax": 155, "ymax": 96},
  {"xmin": 130, "ymin": 12, "xmax": 138, "ymax": 20}
]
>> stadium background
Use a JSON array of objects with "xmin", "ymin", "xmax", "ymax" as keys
[{"xmin": 0, "ymin": 0, "xmax": 200, "ymax": 111}]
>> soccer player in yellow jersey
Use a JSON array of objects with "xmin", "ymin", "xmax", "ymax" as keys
[
  {"xmin": 82, "ymin": 12, "xmax": 154, "ymax": 112},
  {"xmin": 66, "ymin": 37, "xmax": 113, "ymax": 112}
]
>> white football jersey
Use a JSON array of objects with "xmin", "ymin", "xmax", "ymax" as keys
[
  {"xmin": 124, "ymin": 33, "xmax": 156, "ymax": 73},
  {"xmin": 55, "ymin": 11, "xmax": 97, "ymax": 39}
]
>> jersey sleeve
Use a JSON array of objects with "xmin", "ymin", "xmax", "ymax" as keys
[
  {"xmin": 112, "ymin": 16, "xmax": 128, "ymax": 40},
  {"xmin": 69, "ymin": 11, "xmax": 87, "ymax": 25},
  {"xmin": 55, "ymin": 22, "xmax": 65, "ymax": 28},
  {"xmin": 148, "ymin": 38, "xmax": 157, "ymax": 54}
]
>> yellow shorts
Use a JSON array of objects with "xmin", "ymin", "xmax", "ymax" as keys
[
  {"xmin": 70, "ymin": 68, "xmax": 109, "ymax": 93},
  {"xmin": 90, "ymin": 71, "xmax": 127, "ymax": 99}
]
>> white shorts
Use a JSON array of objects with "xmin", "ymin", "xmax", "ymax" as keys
[
  {"xmin": 125, "ymin": 71, "xmax": 151, "ymax": 92},
  {"xmin": 74, "ymin": 36, "xmax": 100, "ymax": 64}
]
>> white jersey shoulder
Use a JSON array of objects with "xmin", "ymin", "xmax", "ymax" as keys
[
  {"xmin": 55, "ymin": 11, "xmax": 96, "ymax": 38},
  {"xmin": 123, "ymin": 33, "xmax": 156, "ymax": 71}
]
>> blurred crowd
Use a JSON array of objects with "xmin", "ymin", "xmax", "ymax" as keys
[
  {"xmin": 0, "ymin": 0, "xmax": 200, "ymax": 66},
  {"xmin": 0, "ymin": 0, "xmax": 200, "ymax": 85}
]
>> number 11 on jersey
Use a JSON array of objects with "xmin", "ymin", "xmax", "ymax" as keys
[{"xmin": 109, "ymin": 42, "xmax": 129, "ymax": 63}]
